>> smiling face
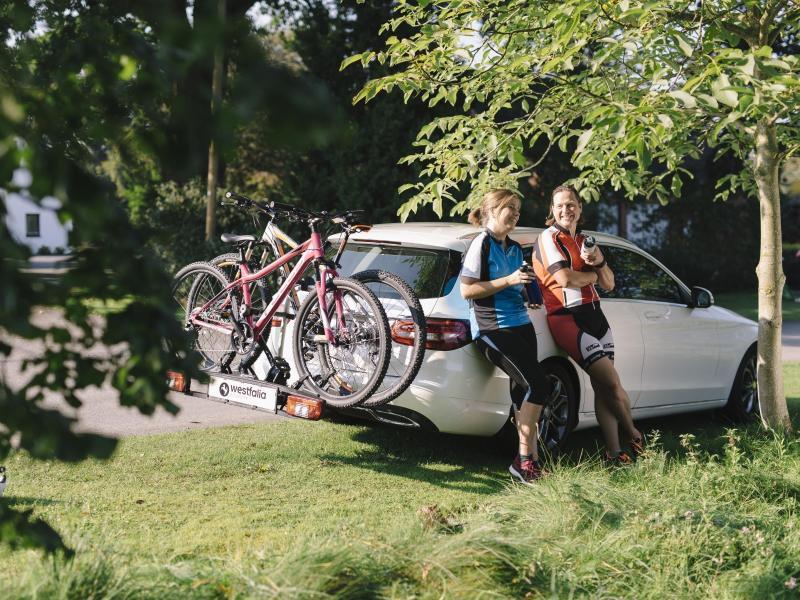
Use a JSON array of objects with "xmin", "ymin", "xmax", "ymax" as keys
[
  {"xmin": 551, "ymin": 190, "xmax": 582, "ymax": 234},
  {"xmin": 488, "ymin": 198, "xmax": 521, "ymax": 237}
]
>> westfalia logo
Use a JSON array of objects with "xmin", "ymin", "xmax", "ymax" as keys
[{"xmin": 221, "ymin": 382, "xmax": 271, "ymax": 400}]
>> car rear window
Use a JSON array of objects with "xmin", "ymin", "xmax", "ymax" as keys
[{"xmin": 336, "ymin": 244, "xmax": 461, "ymax": 299}]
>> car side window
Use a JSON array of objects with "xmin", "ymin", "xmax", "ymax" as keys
[{"xmin": 598, "ymin": 246, "xmax": 685, "ymax": 304}]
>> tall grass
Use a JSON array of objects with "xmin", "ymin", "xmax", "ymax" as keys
[{"xmin": 1, "ymin": 365, "xmax": 799, "ymax": 598}]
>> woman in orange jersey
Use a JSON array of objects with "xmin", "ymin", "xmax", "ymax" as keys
[{"xmin": 531, "ymin": 185, "xmax": 644, "ymax": 464}]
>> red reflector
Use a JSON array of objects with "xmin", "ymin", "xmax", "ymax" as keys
[
  {"xmin": 284, "ymin": 395, "xmax": 324, "ymax": 420},
  {"xmin": 271, "ymin": 318, "xmax": 283, "ymax": 327},
  {"xmin": 391, "ymin": 319, "xmax": 416, "ymax": 346},
  {"xmin": 166, "ymin": 370, "xmax": 188, "ymax": 393},
  {"xmin": 424, "ymin": 318, "xmax": 471, "ymax": 351}
]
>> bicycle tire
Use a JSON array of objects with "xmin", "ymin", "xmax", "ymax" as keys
[
  {"xmin": 172, "ymin": 261, "xmax": 239, "ymax": 371},
  {"xmin": 292, "ymin": 277, "xmax": 391, "ymax": 408},
  {"xmin": 350, "ymin": 270, "xmax": 426, "ymax": 407}
]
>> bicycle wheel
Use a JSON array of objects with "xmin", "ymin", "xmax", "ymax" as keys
[
  {"xmin": 350, "ymin": 270, "xmax": 426, "ymax": 407},
  {"xmin": 208, "ymin": 252, "xmax": 272, "ymax": 315},
  {"xmin": 172, "ymin": 262, "xmax": 239, "ymax": 371},
  {"xmin": 292, "ymin": 277, "xmax": 391, "ymax": 408}
]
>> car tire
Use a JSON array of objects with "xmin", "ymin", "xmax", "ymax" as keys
[
  {"xmin": 494, "ymin": 360, "xmax": 578, "ymax": 459},
  {"xmin": 724, "ymin": 345, "xmax": 759, "ymax": 422},
  {"xmin": 539, "ymin": 361, "xmax": 579, "ymax": 459}
]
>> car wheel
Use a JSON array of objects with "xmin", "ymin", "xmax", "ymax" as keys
[
  {"xmin": 724, "ymin": 345, "xmax": 759, "ymax": 422},
  {"xmin": 539, "ymin": 361, "xmax": 578, "ymax": 458}
]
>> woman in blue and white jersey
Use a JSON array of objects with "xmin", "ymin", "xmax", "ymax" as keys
[{"xmin": 461, "ymin": 189, "xmax": 548, "ymax": 485}]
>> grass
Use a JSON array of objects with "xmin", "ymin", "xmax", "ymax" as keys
[
  {"xmin": 1, "ymin": 363, "xmax": 799, "ymax": 598},
  {"xmin": 715, "ymin": 290, "xmax": 800, "ymax": 322}
]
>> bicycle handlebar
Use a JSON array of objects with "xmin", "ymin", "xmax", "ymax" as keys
[{"xmin": 222, "ymin": 191, "xmax": 367, "ymax": 227}]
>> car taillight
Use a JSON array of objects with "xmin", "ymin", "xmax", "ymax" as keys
[
  {"xmin": 166, "ymin": 370, "xmax": 189, "ymax": 393},
  {"xmin": 391, "ymin": 318, "xmax": 471, "ymax": 351},
  {"xmin": 284, "ymin": 395, "xmax": 324, "ymax": 420}
]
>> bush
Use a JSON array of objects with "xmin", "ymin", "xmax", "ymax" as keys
[
  {"xmin": 53, "ymin": 246, "xmax": 65, "ymax": 255},
  {"xmin": 134, "ymin": 179, "xmax": 258, "ymax": 274},
  {"xmin": 36, "ymin": 245, "xmax": 52, "ymax": 255}
]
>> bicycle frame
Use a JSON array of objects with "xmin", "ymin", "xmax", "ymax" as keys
[{"xmin": 189, "ymin": 229, "xmax": 345, "ymax": 345}]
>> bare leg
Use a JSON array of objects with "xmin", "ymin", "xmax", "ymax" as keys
[
  {"xmin": 515, "ymin": 401, "xmax": 544, "ymax": 460},
  {"xmin": 587, "ymin": 357, "xmax": 642, "ymax": 451},
  {"xmin": 593, "ymin": 386, "xmax": 622, "ymax": 455}
]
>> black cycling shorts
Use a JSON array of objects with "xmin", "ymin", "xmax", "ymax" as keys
[{"xmin": 474, "ymin": 323, "xmax": 547, "ymax": 409}]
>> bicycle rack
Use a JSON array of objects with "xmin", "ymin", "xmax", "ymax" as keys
[{"xmin": 169, "ymin": 371, "xmax": 325, "ymax": 420}]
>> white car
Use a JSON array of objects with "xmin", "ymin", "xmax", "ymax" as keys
[{"xmin": 265, "ymin": 223, "xmax": 758, "ymax": 453}]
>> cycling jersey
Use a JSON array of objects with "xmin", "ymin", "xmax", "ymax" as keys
[
  {"xmin": 461, "ymin": 231, "xmax": 529, "ymax": 336},
  {"xmin": 532, "ymin": 224, "xmax": 600, "ymax": 315}
]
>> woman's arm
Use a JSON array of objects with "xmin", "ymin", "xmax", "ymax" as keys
[
  {"xmin": 582, "ymin": 247, "xmax": 614, "ymax": 291},
  {"xmin": 552, "ymin": 268, "xmax": 598, "ymax": 289},
  {"xmin": 594, "ymin": 262, "xmax": 614, "ymax": 291},
  {"xmin": 461, "ymin": 268, "xmax": 534, "ymax": 300}
]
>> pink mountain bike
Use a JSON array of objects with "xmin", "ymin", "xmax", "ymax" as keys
[{"xmin": 171, "ymin": 196, "xmax": 391, "ymax": 408}]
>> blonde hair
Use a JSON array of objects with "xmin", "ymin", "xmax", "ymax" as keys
[
  {"xmin": 546, "ymin": 184, "xmax": 584, "ymax": 226},
  {"xmin": 467, "ymin": 189, "xmax": 521, "ymax": 227}
]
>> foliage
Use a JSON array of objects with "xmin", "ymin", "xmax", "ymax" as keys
[
  {"xmin": 131, "ymin": 178, "xmax": 254, "ymax": 274},
  {"xmin": 351, "ymin": 0, "xmax": 798, "ymax": 430},
  {"xmin": 716, "ymin": 291, "xmax": 800, "ymax": 322},
  {"xmin": 1, "ymin": 364, "xmax": 799, "ymax": 596},
  {"xmin": 0, "ymin": 0, "xmax": 340, "ymax": 554},
  {"xmin": 225, "ymin": 0, "xmax": 453, "ymax": 225},
  {"xmin": 348, "ymin": 0, "xmax": 800, "ymax": 216}
]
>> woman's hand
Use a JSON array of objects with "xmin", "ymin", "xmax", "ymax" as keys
[
  {"xmin": 581, "ymin": 246, "xmax": 604, "ymax": 267},
  {"xmin": 505, "ymin": 264, "xmax": 536, "ymax": 287}
]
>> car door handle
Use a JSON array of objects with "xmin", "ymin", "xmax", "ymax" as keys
[{"xmin": 643, "ymin": 310, "xmax": 666, "ymax": 320}]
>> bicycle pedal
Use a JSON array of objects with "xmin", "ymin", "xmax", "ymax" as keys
[{"xmin": 312, "ymin": 334, "xmax": 329, "ymax": 343}]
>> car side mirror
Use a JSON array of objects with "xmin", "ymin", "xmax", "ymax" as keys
[{"xmin": 691, "ymin": 286, "xmax": 714, "ymax": 308}]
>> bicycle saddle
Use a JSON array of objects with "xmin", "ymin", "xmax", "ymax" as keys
[{"xmin": 220, "ymin": 233, "xmax": 257, "ymax": 244}]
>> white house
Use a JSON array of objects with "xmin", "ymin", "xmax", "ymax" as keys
[
  {"xmin": 3, "ymin": 166, "xmax": 71, "ymax": 254},
  {"xmin": 3, "ymin": 191, "xmax": 71, "ymax": 254}
]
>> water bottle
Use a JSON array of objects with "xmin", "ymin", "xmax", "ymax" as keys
[
  {"xmin": 519, "ymin": 263, "xmax": 543, "ymax": 306},
  {"xmin": 581, "ymin": 235, "xmax": 597, "ymax": 256}
]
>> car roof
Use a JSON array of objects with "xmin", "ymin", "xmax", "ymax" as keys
[{"xmin": 346, "ymin": 222, "xmax": 638, "ymax": 252}]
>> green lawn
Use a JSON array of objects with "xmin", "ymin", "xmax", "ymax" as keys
[
  {"xmin": 1, "ymin": 364, "xmax": 799, "ymax": 598},
  {"xmin": 715, "ymin": 290, "xmax": 800, "ymax": 322}
]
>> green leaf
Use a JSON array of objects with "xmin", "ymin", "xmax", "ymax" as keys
[
  {"xmin": 635, "ymin": 137, "xmax": 652, "ymax": 169},
  {"xmin": 668, "ymin": 90, "xmax": 696, "ymax": 108},
  {"xmin": 657, "ymin": 114, "xmax": 674, "ymax": 128},
  {"xmin": 696, "ymin": 93, "xmax": 719, "ymax": 109},
  {"xmin": 736, "ymin": 55, "xmax": 756, "ymax": 78},
  {"xmin": 673, "ymin": 33, "xmax": 693, "ymax": 58},
  {"xmin": 763, "ymin": 58, "xmax": 791, "ymax": 70},
  {"xmin": 340, "ymin": 53, "xmax": 364, "ymax": 71},
  {"xmin": 118, "ymin": 55, "xmax": 137, "ymax": 81},
  {"xmin": 711, "ymin": 74, "xmax": 738, "ymax": 108},
  {"xmin": 671, "ymin": 173, "xmax": 683, "ymax": 197},
  {"xmin": 575, "ymin": 129, "xmax": 593, "ymax": 155}
]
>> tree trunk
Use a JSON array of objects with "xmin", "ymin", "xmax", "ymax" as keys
[
  {"xmin": 205, "ymin": 0, "xmax": 226, "ymax": 242},
  {"xmin": 753, "ymin": 118, "xmax": 791, "ymax": 432}
]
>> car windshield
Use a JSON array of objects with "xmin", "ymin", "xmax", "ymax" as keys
[{"xmin": 336, "ymin": 244, "xmax": 459, "ymax": 299}]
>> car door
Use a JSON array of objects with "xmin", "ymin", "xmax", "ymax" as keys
[
  {"xmin": 585, "ymin": 250, "xmax": 645, "ymax": 408},
  {"xmin": 599, "ymin": 246, "xmax": 723, "ymax": 408}
]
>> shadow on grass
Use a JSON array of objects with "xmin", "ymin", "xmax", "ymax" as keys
[
  {"xmin": 563, "ymin": 392, "xmax": 800, "ymax": 465},
  {"xmin": 3, "ymin": 496, "xmax": 62, "ymax": 507},
  {"xmin": 320, "ymin": 413, "xmax": 508, "ymax": 494},
  {"xmin": 320, "ymin": 392, "xmax": 800, "ymax": 490}
]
